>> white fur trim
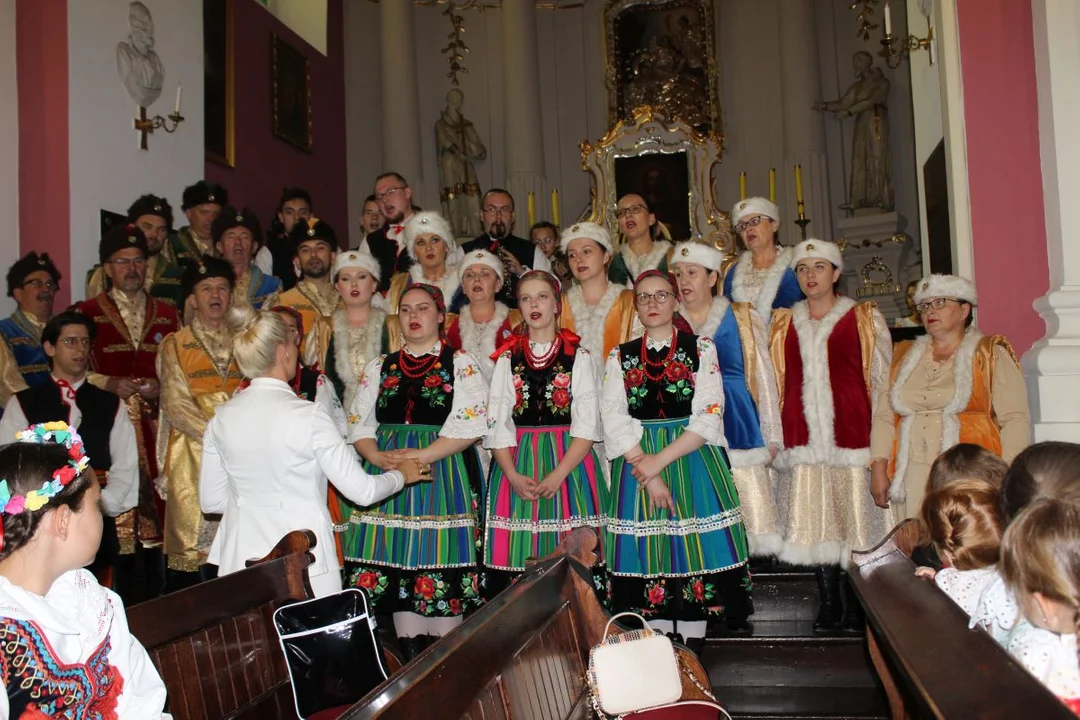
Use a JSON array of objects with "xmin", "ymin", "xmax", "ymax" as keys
[
  {"xmin": 332, "ymin": 250, "xmax": 381, "ymax": 283},
  {"xmin": 914, "ymin": 274, "xmax": 978, "ymax": 306},
  {"xmin": 887, "ymin": 328, "xmax": 983, "ymax": 502},
  {"xmin": 403, "ymin": 211, "xmax": 454, "ymax": 258},
  {"xmin": 672, "ymin": 241, "xmax": 724, "ymax": 273},
  {"xmin": 778, "ymin": 540, "xmax": 851, "ymax": 569},
  {"xmin": 458, "ymin": 249, "xmax": 504, "ymax": 284},
  {"xmin": 621, "ymin": 240, "xmax": 672, "ymax": 282},
  {"xmin": 728, "ymin": 446, "xmax": 773, "ymax": 468},
  {"xmin": 458, "ymin": 302, "xmax": 510, "ymax": 379},
  {"xmin": 690, "ymin": 296, "xmax": 731, "ymax": 338},
  {"xmin": 408, "ymin": 262, "xmax": 461, "ymax": 305},
  {"xmin": 747, "ymin": 531, "xmax": 786, "ymax": 558},
  {"xmin": 790, "ymin": 239, "xmax": 843, "ymax": 272},
  {"xmin": 566, "ymin": 283, "xmax": 622, "ymax": 361},
  {"xmin": 332, "ymin": 307, "xmax": 386, "ymax": 411},
  {"xmin": 560, "ymin": 221, "xmax": 612, "ymax": 254},
  {"xmin": 731, "ymin": 196, "xmax": 779, "ymax": 226},
  {"xmin": 731, "ymin": 247, "xmax": 794, "ymax": 321}
]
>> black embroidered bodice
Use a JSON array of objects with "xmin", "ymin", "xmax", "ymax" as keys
[
  {"xmin": 617, "ymin": 331, "xmax": 700, "ymax": 421},
  {"xmin": 375, "ymin": 344, "xmax": 457, "ymax": 425},
  {"xmin": 507, "ymin": 347, "xmax": 577, "ymax": 427}
]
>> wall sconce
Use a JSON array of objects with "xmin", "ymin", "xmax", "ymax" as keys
[
  {"xmin": 133, "ymin": 85, "xmax": 184, "ymax": 150},
  {"xmin": 879, "ymin": 0, "xmax": 934, "ymax": 69}
]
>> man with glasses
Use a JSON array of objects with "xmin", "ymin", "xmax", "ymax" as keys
[
  {"xmin": 462, "ymin": 188, "xmax": 550, "ymax": 307},
  {"xmin": 356, "ymin": 173, "xmax": 417, "ymax": 293},
  {"xmin": 0, "ymin": 309, "xmax": 140, "ymax": 593},
  {"xmin": 77, "ymin": 223, "xmax": 181, "ymax": 602},
  {"xmin": 86, "ymin": 194, "xmax": 185, "ymax": 309},
  {"xmin": 0, "ymin": 252, "xmax": 63, "ymax": 409}
]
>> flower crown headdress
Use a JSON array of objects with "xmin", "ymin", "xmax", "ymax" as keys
[{"xmin": 0, "ymin": 422, "xmax": 91, "ymax": 538}]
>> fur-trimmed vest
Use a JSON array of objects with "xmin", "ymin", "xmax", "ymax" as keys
[
  {"xmin": 722, "ymin": 248, "xmax": 804, "ymax": 321},
  {"xmin": 560, "ymin": 285, "xmax": 638, "ymax": 362}
]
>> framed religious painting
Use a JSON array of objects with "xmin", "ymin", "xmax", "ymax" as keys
[
  {"xmin": 272, "ymin": 34, "xmax": 313, "ymax": 153},
  {"xmin": 604, "ymin": 0, "xmax": 722, "ymax": 137},
  {"xmin": 204, "ymin": 0, "xmax": 235, "ymax": 167}
]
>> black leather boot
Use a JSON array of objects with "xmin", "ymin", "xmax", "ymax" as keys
[
  {"xmin": 813, "ymin": 565, "xmax": 843, "ymax": 635},
  {"xmin": 399, "ymin": 636, "xmax": 428, "ymax": 661},
  {"xmin": 839, "ymin": 572, "xmax": 865, "ymax": 635}
]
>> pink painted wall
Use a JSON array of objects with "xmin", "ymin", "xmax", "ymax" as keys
[
  {"xmin": 205, "ymin": 0, "xmax": 348, "ymax": 247},
  {"xmin": 956, "ymin": 0, "xmax": 1047, "ymax": 354},
  {"xmin": 17, "ymin": 0, "xmax": 71, "ymax": 309}
]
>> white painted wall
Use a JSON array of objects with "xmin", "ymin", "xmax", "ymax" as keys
[
  {"xmin": 907, "ymin": 0, "xmax": 942, "ymax": 273},
  {"xmin": 343, "ymin": 0, "xmax": 383, "ymax": 240},
  {"xmin": 66, "ymin": 0, "xmax": 204, "ymax": 301},
  {"xmin": 0, "ymin": 0, "xmax": 19, "ymax": 317},
  {"xmin": 261, "ymin": 0, "xmax": 328, "ymax": 55}
]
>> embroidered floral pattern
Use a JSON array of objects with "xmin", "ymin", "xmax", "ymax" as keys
[
  {"xmin": 377, "ymin": 359, "xmax": 454, "ymax": 409},
  {"xmin": 622, "ymin": 345, "xmax": 696, "ymax": 410},
  {"xmin": 454, "ymin": 405, "xmax": 484, "ymax": 422},
  {"xmin": 512, "ymin": 359, "xmax": 573, "ymax": 418},
  {"xmin": 354, "ymin": 568, "xmax": 390, "ymax": 600}
]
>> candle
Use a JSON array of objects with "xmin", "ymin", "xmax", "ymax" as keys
[
  {"xmin": 768, "ymin": 168, "xmax": 776, "ymax": 204},
  {"xmin": 739, "ymin": 172, "xmax": 747, "ymax": 201},
  {"xmin": 794, "ymin": 165, "xmax": 804, "ymax": 205},
  {"xmin": 884, "ymin": 0, "xmax": 893, "ymax": 36},
  {"xmin": 174, "ymin": 84, "xmax": 182, "ymax": 115},
  {"xmin": 551, "ymin": 189, "xmax": 560, "ymax": 228},
  {"xmin": 527, "ymin": 192, "xmax": 536, "ymax": 228}
]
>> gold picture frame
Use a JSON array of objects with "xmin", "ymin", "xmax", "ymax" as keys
[
  {"xmin": 272, "ymin": 34, "xmax": 313, "ymax": 153},
  {"xmin": 604, "ymin": 0, "xmax": 722, "ymax": 137},
  {"xmin": 204, "ymin": 0, "xmax": 235, "ymax": 167}
]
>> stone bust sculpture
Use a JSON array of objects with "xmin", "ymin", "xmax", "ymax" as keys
[
  {"xmin": 435, "ymin": 89, "xmax": 487, "ymax": 238},
  {"xmin": 116, "ymin": 1, "xmax": 165, "ymax": 108}
]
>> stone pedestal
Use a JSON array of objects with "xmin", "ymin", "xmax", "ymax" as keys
[{"xmin": 836, "ymin": 212, "xmax": 920, "ymax": 322}]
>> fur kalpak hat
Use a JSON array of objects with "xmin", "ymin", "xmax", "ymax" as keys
[
  {"xmin": 731, "ymin": 196, "xmax": 780, "ymax": 227},
  {"xmin": 559, "ymin": 222, "xmax": 612, "ymax": 254},
  {"xmin": 790, "ymin": 239, "xmax": 844, "ymax": 271},
  {"xmin": 289, "ymin": 217, "xmax": 337, "ymax": 254},
  {"xmin": 127, "ymin": 194, "xmax": 174, "ymax": 230},
  {"xmin": 99, "ymin": 223, "xmax": 149, "ymax": 265},
  {"xmin": 180, "ymin": 254, "xmax": 235, "ymax": 301},
  {"xmin": 403, "ymin": 212, "xmax": 456, "ymax": 259},
  {"xmin": 458, "ymin": 249, "xmax": 504, "ymax": 284},
  {"xmin": 6, "ymin": 253, "xmax": 61, "ymax": 297},
  {"xmin": 182, "ymin": 180, "xmax": 228, "ymax": 211},
  {"xmin": 212, "ymin": 207, "xmax": 263, "ymax": 247},
  {"xmin": 671, "ymin": 241, "xmax": 724, "ymax": 273},
  {"xmin": 332, "ymin": 250, "xmax": 381, "ymax": 283},
  {"xmin": 914, "ymin": 274, "xmax": 978, "ymax": 307}
]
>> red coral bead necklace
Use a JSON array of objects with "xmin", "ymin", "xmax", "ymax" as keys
[{"xmin": 641, "ymin": 329, "xmax": 677, "ymax": 382}]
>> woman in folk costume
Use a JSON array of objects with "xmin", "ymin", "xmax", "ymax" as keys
[
  {"xmin": 769, "ymin": 240, "xmax": 896, "ymax": 634},
  {"xmin": 445, "ymin": 249, "xmax": 521, "ymax": 381},
  {"xmin": 870, "ymin": 274, "xmax": 1030, "ymax": 519},
  {"xmin": 671, "ymin": 240, "xmax": 784, "ymax": 558},
  {"xmin": 601, "ymin": 270, "xmax": 752, "ymax": 649},
  {"xmin": 559, "ymin": 222, "xmax": 642, "ymax": 365},
  {"xmin": 722, "ymin": 197, "xmax": 803, "ymax": 322},
  {"xmin": 608, "ymin": 193, "xmax": 674, "ymax": 287},
  {"xmin": 347, "ymin": 283, "xmax": 488, "ymax": 659},
  {"xmin": 386, "ymin": 211, "xmax": 464, "ymax": 320},
  {"xmin": 484, "ymin": 271, "xmax": 604, "ymax": 597}
]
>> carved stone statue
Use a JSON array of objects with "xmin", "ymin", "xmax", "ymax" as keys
[
  {"xmin": 116, "ymin": 1, "xmax": 165, "ymax": 108},
  {"xmin": 436, "ymin": 89, "xmax": 487, "ymax": 238},
  {"xmin": 814, "ymin": 51, "xmax": 894, "ymax": 213}
]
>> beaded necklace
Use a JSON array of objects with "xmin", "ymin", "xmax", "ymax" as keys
[{"xmin": 641, "ymin": 329, "xmax": 677, "ymax": 382}]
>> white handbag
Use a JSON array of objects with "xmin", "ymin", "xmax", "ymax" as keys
[{"xmin": 586, "ymin": 612, "xmax": 683, "ymax": 717}]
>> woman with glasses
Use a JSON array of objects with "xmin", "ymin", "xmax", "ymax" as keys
[
  {"xmin": 609, "ymin": 194, "xmax": 673, "ymax": 287},
  {"xmin": 723, "ymin": 197, "xmax": 803, "ymax": 322},
  {"xmin": 385, "ymin": 212, "xmax": 464, "ymax": 343},
  {"xmin": 601, "ymin": 269, "xmax": 752, "ymax": 650},
  {"xmin": 445, "ymin": 250, "xmax": 520, "ymax": 381},
  {"xmin": 870, "ymin": 274, "xmax": 1030, "ymax": 520}
]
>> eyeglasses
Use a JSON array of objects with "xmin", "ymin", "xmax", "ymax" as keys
[
  {"xmin": 735, "ymin": 215, "xmax": 771, "ymax": 233},
  {"xmin": 635, "ymin": 290, "xmax": 674, "ymax": 306},
  {"xmin": 915, "ymin": 297, "xmax": 960, "ymax": 314},
  {"xmin": 109, "ymin": 257, "xmax": 148, "ymax": 268},
  {"xmin": 534, "ymin": 235, "xmax": 558, "ymax": 247},
  {"xmin": 614, "ymin": 204, "xmax": 648, "ymax": 219},
  {"xmin": 375, "ymin": 186, "xmax": 407, "ymax": 202},
  {"xmin": 58, "ymin": 337, "xmax": 92, "ymax": 348},
  {"xmin": 21, "ymin": 279, "xmax": 58, "ymax": 291},
  {"xmin": 483, "ymin": 205, "xmax": 513, "ymax": 216}
]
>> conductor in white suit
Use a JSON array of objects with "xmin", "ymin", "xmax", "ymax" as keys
[{"xmin": 199, "ymin": 306, "xmax": 425, "ymax": 597}]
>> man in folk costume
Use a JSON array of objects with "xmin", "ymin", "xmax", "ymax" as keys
[
  {"xmin": 462, "ymin": 188, "xmax": 551, "ymax": 308},
  {"xmin": 356, "ymin": 172, "xmax": 417, "ymax": 293},
  {"xmin": 169, "ymin": 180, "xmax": 227, "ymax": 264},
  {"xmin": 257, "ymin": 186, "xmax": 313, "ymax": 291},
  {"xmin": 769, "ymin": 240, "xmax": 896, "ymax": 635},
  {"xmin": 275, "ymin": 218, "xmax": 341, "ymax": 351},
  {"xmin": 78, "ymin": 222, "xmax": 180, "ymax": 603},
  {"xmin": 0, "ymin": 253, "xmax": 61, "ymax": 412},
  {"xmin": 156, "ymin": 255, "xmax": 243, "ymax": 591},
  {"xmin": 86, "ymin": 195, "xmax": 185, "ymax": 309},
  {"xmin": 213, "ymin": 207, "xmax": 282, "ymax": 310},
  {"xmin": 0, "ymin": 311, "xmax": 139, "ymax": 589}
]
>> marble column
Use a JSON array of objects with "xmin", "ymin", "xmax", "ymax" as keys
[
  {"xmin": 501, "ymin": 0, "xmax": 549, "ymax": 229},
  {"xmin": 380, "ymin": 0, "xmax": 424, "ymax": 198},
  {"xmin": 1023, "ymin": 0, "xmax": 1080, "ymax": 440},
  {"xmin": 778, "ymin": 1, "xmax": 831, "ymax": 240}
]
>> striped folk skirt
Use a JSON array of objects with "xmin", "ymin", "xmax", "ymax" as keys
[
  {"xmin": 483, "ymin": 425, "xmax": 604, "ymax": 597},
  {"xmin": 347, "ymin": 423, "xmax": 484, "ymax": 618},
  {"xmin": 603, "ymin": 418, "xmax": 752, "ymax": 621}
]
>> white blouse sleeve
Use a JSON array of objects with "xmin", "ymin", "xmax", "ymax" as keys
[
  {"xmin": 484, "ymin": 352, "xmax": 518, "ymax": 450},
  {"xmin": 312, "ymin": 403, "xmax": 404, "ymax": 506},
  {"xmin": 749, "ymin": 310, "xmax": 783, "ymax": 448},
  {"xmin": 314, "ymin": 374, "xmax": 348, "ymax": 439},
  {"xmin": 687, "ymin": 336, "xmax": 728, "ymax": 447},
  {"xmin": 107, "ymin": 589, "xmax": 169, "ymax": 717},
  {"xmin": 347, "ymin": 356, "xmax": 385, "ymax": 443},
  {"xmin": 570, "ymin": 348, "xmax": 602, "ymax": 442},
  {"xmin": 440, "ymin": 350, "xmax": 489, "ymax": 440},
  {"xmin": 600, "ymin": 346, "xmax": 643, "ymax": 458},
  {"xmin": 101, "ymin": 405, "xmax": 140, "ymax": 517}
]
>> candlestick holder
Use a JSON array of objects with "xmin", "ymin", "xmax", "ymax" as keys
[
  {"xmin": 134, "ymin": 106, "xmax": 185, "ymax": 151},
  {"xmin": 879, "ymin": 24, "xmax": 933, "ymax": 69},
  {"xmin": 794, "ymin": 216, "xmax": 812, "ymax": 241}
]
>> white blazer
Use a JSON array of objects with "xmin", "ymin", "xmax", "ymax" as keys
[{"xmin": 199, "ymin": 377, "xmax": 403, "ymax": 585}]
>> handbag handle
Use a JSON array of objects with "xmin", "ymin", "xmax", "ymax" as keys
[{"xmin": 602, "ymin": 611, "xmax": 652, "ymax": 640}]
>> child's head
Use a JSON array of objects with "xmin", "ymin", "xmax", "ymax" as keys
[
  {"xmin": 1001, "ymin": 499, "xmax": 1080, "ymax": 635},
  {"xmin": 1000, "ymin": 441, "xmax": 1080, "ymax": 522},
  {"xmin": 0, "ymin": 423, "xmax": 100, "ymax": 570},
  {"xmin": 920, "ymin": 479, "xmax": 1003, "ymax": 570},
  {"xmin": 927, "ymin": 443, "xmax": 1009, "ymax": 494}
]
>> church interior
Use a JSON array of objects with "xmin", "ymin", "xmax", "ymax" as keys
[{"xmin": 3, "ymin": 0, "xmax": 1080, "ymax": 718}]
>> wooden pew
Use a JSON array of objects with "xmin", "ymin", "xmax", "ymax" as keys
[{"xmin": 850, "ymin": 520, "xmax": 1075, "ymax": 720}]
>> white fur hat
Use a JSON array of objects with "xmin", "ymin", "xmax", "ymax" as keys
[
  {"xmin": 560, "ymin": 221, "xmax": 613, "ymax": 254},
  {"xmin": 458, "ymin": 249, "xmax": 504, "ymax": 284},
  {"xmin": 403, "ymin": 211, "xmax": 461, "ymax": 263},
  {"xmin": 332, "ymin": 249, "xmax": 381, "ymax": 283},
  {"xmin": 914, "ymin": 274, "xmax": 978, "ymax": 306},
  {"xmin": 671, "ymin": 241, "xmax": 725, "ymax": 273},
  {"xmin": 790, "ymin": 239, "xmax": 843, "ymax": 271},
  {"xmin": 731, "ymin": 196, "xmax": 780, "ymax": 227}
]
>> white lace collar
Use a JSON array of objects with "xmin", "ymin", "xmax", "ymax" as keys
[
  {"xmin": 644, "ymin": 331, "xmax": 674, "ymax": 351},
  {"xmin": 404, "ymin": 340, "xmax": 442, "ymax": 357}
]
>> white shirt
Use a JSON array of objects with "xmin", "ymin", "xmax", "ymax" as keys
[
  {"xmin": 934, "ymin": 565, "xmax": 999, "ymax": 618},
  {"xmin": 970, "ymin": 570, "xmax": 1021, "ymax": 645},
  {"xmin": 254, "ymin": 245, "xmax": 275, "ymax": 277},
  {"xmin": 199, "ymin": 378, "xmax": 405, "ymax": 584},
  {"xmin": 0, "ymin": 377, "xmax": 139, "ymax": 517},
  {"xmin": 1008, "ymin": 621, "xmax": 1080, "ymax": 704},
  {"xmin": 0, "ymin": 570, "xmax": 168, "ymax": 718}
]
